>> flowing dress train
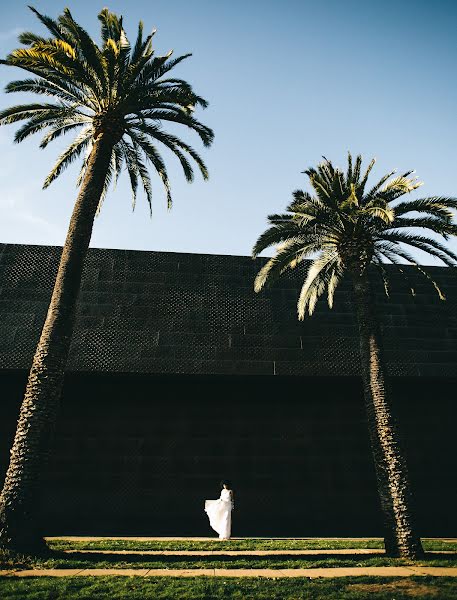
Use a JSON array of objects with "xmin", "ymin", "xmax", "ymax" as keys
[{"xmin": 204, "ymin": 488, "xmax": 233, "ymax": 539}]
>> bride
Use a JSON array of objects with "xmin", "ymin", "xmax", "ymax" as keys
[{"xmin": 204, "ymin": 480, "xmax": 234, "ymax": 539}]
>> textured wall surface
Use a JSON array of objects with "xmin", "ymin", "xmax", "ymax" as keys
[{"xmin": 1, "ymin": 242, "xmax": 457, "ymax": 377}]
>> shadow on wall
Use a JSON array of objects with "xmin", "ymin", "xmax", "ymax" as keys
[{"xmin": 0, "ymin": 372, "xmax": 455, "ymax": 536}]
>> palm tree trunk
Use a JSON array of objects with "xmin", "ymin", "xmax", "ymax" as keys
[
  {"xmin": 352, "ymin": 272, "xmax": 424, "ymax": 559},
  {"xmin": 0, "ymin": 134, "xmax": 113, "ymax": 553}
]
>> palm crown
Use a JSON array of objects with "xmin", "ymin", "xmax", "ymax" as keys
[
  {"xmin": 0, "ymin": 7, "xmax": 214, "ymax": 212},
  {"xmin": 253, "ymin": 154, "xmax": 457, "ymax": 318}
]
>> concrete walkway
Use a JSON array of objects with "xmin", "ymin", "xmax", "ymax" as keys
[
  {"xmin": 62, "ymin": 548, "xmax": 456, "ymax": 556},
  {"xmin": 46, "ymin": 536, "xmax": 388, "ymax": 542},
  {"xmin": 1, "ymin": 566, "xmax": 457, "ymax": 578},
  {"xmin": 46, "ymin": 536, "xmax": 457, "ymax": 542}
]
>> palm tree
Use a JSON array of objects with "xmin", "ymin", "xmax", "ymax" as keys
[
  {"xmin": 252, "ymin": 154, "xmax": 457, "ymax": 559},
  {"xmin": 0, "ymin": 7, "xmax": 213, "ymax": 552}
]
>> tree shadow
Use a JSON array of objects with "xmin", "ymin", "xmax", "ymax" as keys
[{"xmin": 43, "ymin": 550, "xmax": 457, "ymax": 567}]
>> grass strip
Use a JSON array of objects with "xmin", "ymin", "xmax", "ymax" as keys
[
  {"xmin": 2, "ymin": 549, "xmax": 457, "ymax": 570},
  {"xmin": 46, "ymin": 538, "xmax": 457, "ymax": 552},
  {"xmin": 1, "ymin": 575, "xmax": 457, "ymax": 599}
]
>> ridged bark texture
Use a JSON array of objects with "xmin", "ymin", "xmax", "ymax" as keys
[
  {"xmin": 0, "ymin": 135, "xmax": 113, "ymax": 552},
  {"xmin": 352, "ymin": 272, "xmax": 424, "ymax": 559}
]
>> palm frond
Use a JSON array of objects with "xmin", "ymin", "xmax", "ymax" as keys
[
  {"xmin": 358, "ymin": 157, "xmax": 376, "ymax": 197},
  {"xmin": 352, "ymin": 154, "xmax": 363, "ymax": 184},
  {"xmin": 43, "ymin": 127, "xmax": 92, "ymax": 188},
  {"xmin": 0, "ymin": 103, "xmax": 67, "ymax": 125},
  {"xmin": 131, "ymin": 122, "xmax": 208, "ymax": 181},
  {"xmin": 252, "ymin": 221, "xmax": 305, "ymax": 257},
  {"xmin": 118, "ymin": 139, "xmax": 139, "ymax": 208},
  {"xmin": 380, "ymin": 230, "xmax": 457, "ymax": 263},
  {"xmin": 254, "ymin": 238, "xmax": 318, "ymax": 292},
  {"xmin": 40, "ymin": 118, "xmax": 91, "ymax": 148},
  {"xmin": 346, "ymin": 152, "xmax": 353, "ymax": 183},
  {"xmin": 13, "ymin": 109, "xmax": 83, "ymax": 143},
  {"xmin": 129, "ymin": 130, "xmax": 171, "ymax": 208},
  {"xmin": 362, "ymin": 205, "xmax": 395, "ymax": 224},
  {"xmin": 58, "ymin": 8, "xmax": 107, "ymax": 95},
  {"xmin": 379, "ymin": 174, "xmax": 422, "ymax": 200},
  {"xmin": 98, "ymin": 8, "xmax": 122, "ymax": 44},
  {"xmin": 131, "ymin": 109, "xmax": 214, "ymax": 147},
  {"xmin": 18, "ymin": 31, "xmax": 48, "ymax": 46},
  {"xmin": 393, "ymin": 197, "xmax": 457, "ymax": 218},
  {"xmin": 5, "ymin": 78, "xmax": 90, "ymax": 106},
  {"xmin": 28, "ymin": 6, "xmax": 67, "ymax": 41},
  {"xmin": 297, "ymin": 252, "xmax": 339, "ymax": 318},
  {"xmin": 131, "ymin": 20, "xmax": 145, "ymax": 63},
  {"xmin": 145, "ymin": 54, "xmax": 194, "ymax": 85},
  {"xmin": 390, "ymin": 217, "xmax": 457, "ymax": 237}
]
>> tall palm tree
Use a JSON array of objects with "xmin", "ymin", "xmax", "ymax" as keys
[
  {"xmin": 252, "ymin": 154, "xmax": 457, "ymax": 559},
  {"xmin": 0, "ymin": 7, "xmax": 213, "ymax": 552}
]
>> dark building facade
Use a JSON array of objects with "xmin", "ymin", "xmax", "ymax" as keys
[{"xmin": 0, "ymin": 242, "xmax": 456, "ymax": 536}]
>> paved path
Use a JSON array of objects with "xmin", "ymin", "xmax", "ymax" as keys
[
  {"xmin": 46, "ymin": 536, "xmax": 457, "ymax": 542},
  {"xmin": 62, "ymin": 548, "xmax": 456, "ymax": 556},
  {"xmin": 1, "ymin": 566, "xmax": 457, "ymax": 578},
  {"xmin": 46, "ymin": 536, "xmax": 387, "ymax": 542}
]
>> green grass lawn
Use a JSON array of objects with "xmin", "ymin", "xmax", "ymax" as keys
[
  {"xmin": 1, "ymin": 538, "xmax": 456, "ymax": 571},
  {"xmin": 47, "ymin": 538, "xmax": 457, "ymax": 552},
  {"xmin": 2, "ymin": 553, "xmax": 457, "ymax": 570},
  {"xmin": 2, "ymin": 540, "xmax": 456, "ymax": 599},
  {"xmin": 1, "ymin": 576, "xmax": 457, "ymax": 600}
]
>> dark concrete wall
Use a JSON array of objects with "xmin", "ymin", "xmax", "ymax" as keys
[
  {"xmin": 1, "ymin": 243, "xmax": 457, "ymax": 377},
  {"xmin": 1, "ymin": 371, "xmax": 455, "ymax": 536},
  {"xmin": 1, "ymin": 243, "xmax": 456, "ymax": 535}
]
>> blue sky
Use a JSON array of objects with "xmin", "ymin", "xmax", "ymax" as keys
[{"xmin": 0, "ymin": 0, "xmax": 456, "ymax": 260}]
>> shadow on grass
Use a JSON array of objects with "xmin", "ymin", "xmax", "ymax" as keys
[
  {"xmin": 2, "ymin": 547, "xmax": 456, "ymax": 571},
  {"xmin": 58, "ymin": 551, "xmax": 457, "ymax": 562},
  {"xmin": 12, "ymin": 550, "xmax": 456, "ymax": 570},
  {"xmin": 55, "ymin": 551, "xmax": 388, "ymax": 564}
]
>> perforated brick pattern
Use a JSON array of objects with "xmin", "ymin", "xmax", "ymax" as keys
[{"xmin": 1, "ymin": 243, "xmax": 457, "ymax": 377}]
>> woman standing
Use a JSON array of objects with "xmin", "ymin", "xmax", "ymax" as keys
[{"xmin": 205, "ymin": 480, "xmax": 234, "ymax": 540}]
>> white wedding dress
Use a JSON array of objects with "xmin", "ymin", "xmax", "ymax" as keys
[{"xmin": 204, "ymin": 488, "xmax": 233, "ymax": 539}]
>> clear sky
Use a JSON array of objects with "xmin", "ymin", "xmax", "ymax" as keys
[{"xmin": 0, "ymin": 0, "xmax": 456, "ymax": 260}]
